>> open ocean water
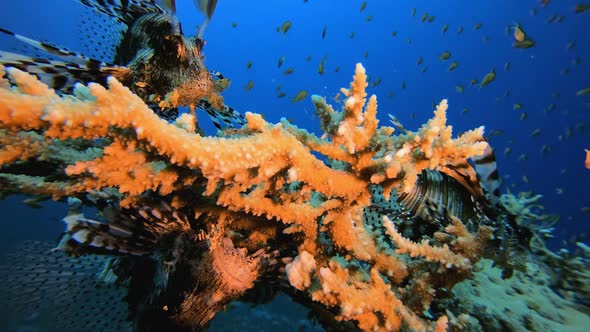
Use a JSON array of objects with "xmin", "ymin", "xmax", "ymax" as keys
[{"xmin": 0, "ymin": 1, "xmax": 589, "ymax": 331}]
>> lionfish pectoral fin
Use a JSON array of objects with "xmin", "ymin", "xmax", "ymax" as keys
[
  {"xmin": 58, "ymin": 212, "xmax": 155, "ymax": 256},
  {"xmin": 200, "ymin": 101, "xmax": 247, "ymax": 130},
  {"xmin": 0, "ymin": 51, "xmax": 109, "ymax": 92},
  {"xmin": 0, "ymin": 27, "xmax": 119, "ymax": 91},
  {"xmin": 77, "ymin": 0, "xmax": 167, "ymax": 26}
]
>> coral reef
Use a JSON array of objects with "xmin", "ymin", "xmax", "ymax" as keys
[{"xmin": 0, "ymin": 63, "xmax": 588, "ymax": 331}]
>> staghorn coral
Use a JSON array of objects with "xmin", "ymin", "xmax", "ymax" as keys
[{"xmin": 0, "ymin": 63, "xmax": 588, "ymax": 331}]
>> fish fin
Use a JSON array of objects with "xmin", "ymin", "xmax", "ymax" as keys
[
  {"xmin": 156, "ymin": 0, "xmax": 177, "ymax": 13},
  {"xmin": 0, "ymin": 241, "xmax": 130, "ymax": 331},
  {"xmin": 0, "ymin": 50, "xmax": 113, "ymax": 92},
  {"xmin": 77, "ymin": 0, "xmax": 166, "ymax": 27},
  {"xmin": 0, "ymin": 27, "xmax": 112, "ymax": 66},
  {"xmin": 77, "ymin": 2, "xmax": 129, "ymax": 62},
  {"xmin": 197, "ymin": 99, "xmax": 247, "ymax": 130},
  {"xmin": 58, "ymin": 200, "xmax": 192, "ymax": 256},
  {"xmin": 194, "ymin": 0, "xmax": 218, "ymax": 19}
]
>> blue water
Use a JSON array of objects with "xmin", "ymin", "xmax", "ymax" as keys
[{"xmin": 0, "ymin": 0, "xmax": 588, "ymax": 300}]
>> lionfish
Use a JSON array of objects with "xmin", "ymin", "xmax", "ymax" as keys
[{"xmin": 0, "ymin": 0, "xmax": 244, "ymax": 130}]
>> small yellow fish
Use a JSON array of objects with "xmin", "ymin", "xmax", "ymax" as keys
[
  {"xmin": 457, "ymin": 26, "xmax": 464, "ymax": 34},
  {"xmin": 520, "ymin": 112, "xmax": 528, "ymax": 120},
  {"xmin": 306, "ymin": 55, "xmax": 312, "ymax": 62},
  {"xmin": 292, "ymin": 90, "xmax": 308, "ymax": 103},
  {"xmin": 470, "ymin": 78, "xmax": 479, "ymax": 85},
  {"xmin": 522, "ymin": 175, "xmax": 529, "ymax": 184},
  {"xmin": 277, "ymin": 92, "xmax": 287, "ymax": 98},
  {"xmin": 461, "ymin": 107, "xmax": 470, "ymax": 114},
  {"xmin": 333, "ymin": 93, "xmax": 342, "ymax": 103},
  {"xmin": 518, "ymin": 153, "xmax": 528, "ymax": 161},
  {"xmin": 575, "ymin": 4, "xmax": 590, "ymax": 13},
  {"xmin": 23, "ymin": 197, "xmax": 45, "ymax": 209},
  {"xmin": 421, "ymin": 66, "xmax": 428, "ymax": 73},
  {"xmin": 370, "ymin": 77, "xmax": 382, "ymax": 87},
  {"xmin": 504, "ymin": 147, "xmax": 512, "ymax": 155},
  {"xmin": 245, "ymin": 80, "xmax": 254, "ymax": 91},
  {"xmin": 318, "ymin": 56, "xmax": 327, "ymax": 75},
  {"xmin": 278, "ymin": 56, "xmax": 286, "ymax": 68},
  {"xmin": 421, "ymin": 13, "xmax": 428, "ymax": 22},
  {"xmin": 391, "ymin": 31, "xmax": 398, "ymax": 37},
  {"xmin": 322, "ymin": 26, "xmax": 327, "ymax": 39},
  {"xmin": 334, "ymin": 66, "xmax": 340, "ymax": 73},
  {"xmin": 442, "ymin": 24, "xmax": 449, "ymax": 33},
  {"xmin": 360, "ymin": 1, "xmax": 367, "ymax": 12},
  {"xmin": 439, "ymin": 51, "xmax": 451, "ymax": 60},
  {"xmin": 283, "ymin": 67, "xmax": 294, "ymax": 75},
  {"xmin": 489, "ymin": 129, "xmax": 503, "ymax": 137},
  {"xmin": 456, "ymin": 85, "xmax": 464, "ymax": 93},
  {"xmin": 513, "ymin": 39, "xmax": 535, "ymax": 49},
  {"xmin": 512, "ymin": 23, "xmax": 526, "ymax": 42},
  {"xmin": 231, "ymin": 21, "xmax": 238, "ymax": 28},
  {"xmin": 401, "ymin": 80, "xmax": 406, "ymax": 89},
  {"xmin": 411, "ymin": 8, "xmax": 416, "ymax": 16},
  {"xmin": 473, "ymin": 22, "xmax": 482, "ymax": 30},
  {"xmin": 513, "ymin": 103, "xmax": 522, "ymax": 110},
  {"xmin": 530, "ymin": 128, "xmax": 542, "ymax": 137},
  {"xmin": 480, "ymin": 69, "xmax": 496, "ymax": 88},
  {"xmin": 416, "ymin": 56, "xmax": 423, "ymax": 65},
  {"xmin": 576, "ymin": 87, "xmax": 590, "ymax": 96},
  {"xmin": 276, "ymin": 84, "xmax": 281, "ymax": 91},
  {"xmin": 280, "ymin": 21, "xmax": 292, "ymax": 34},
  {"xmin": 246, "ymin": 60, "xmax": 253, "ymax": 69},
  {"xmin": 364, "ymin": 51, "xmax": 369, "ymax": 58},
  {"xmin": 365, "ymin": 15, "xmax": 374, "ymax": 22},
  {"xmin": 448, "ymin": 61, "xmax": 458, "ymax": 71},
  {"xmin": 350, "ymin": 32, "xmax": 355, "ymax": 39},
  {"xmin": 504, "ymin": 62, "xmax": 511, "ymax": 71},
  {"xmin": 427, "ymin": 16, "xmax": 435, "ymax": 23}
]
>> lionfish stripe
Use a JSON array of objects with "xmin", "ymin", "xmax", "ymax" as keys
[
  {"xmin": 0, "ymin": 51, "xmax": 109, "ymax": 91},
  {"xmin": 198, "ymin": 100, "xmax": 246, "ymax": 130},
  {"xmin": 0, "ymin": 26, "xmax": 114, "ymax": 66}
]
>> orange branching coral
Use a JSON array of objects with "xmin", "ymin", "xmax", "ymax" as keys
[
  {"xmin": 0, "ymin": 62, "xmax": 498, "ymax": 331},
  {"xmin": 0, "ymin": 131, "xmax": 43, "ymax": 164},
  {"xmin": 384, "ymin": 216, "xmax": 472, "ymax": 269},
  {"xmin": 390, "ymin": 99, "xmax": 488, "ymax": 193}
]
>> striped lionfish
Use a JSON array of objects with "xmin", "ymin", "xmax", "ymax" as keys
[
  {"xmin": 380, "ymin": 115, "xmax": 534, "ymax": 278},
  {"xmin": 0, "ymin": 0, "xmax": 244, "ymax": 131}
]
